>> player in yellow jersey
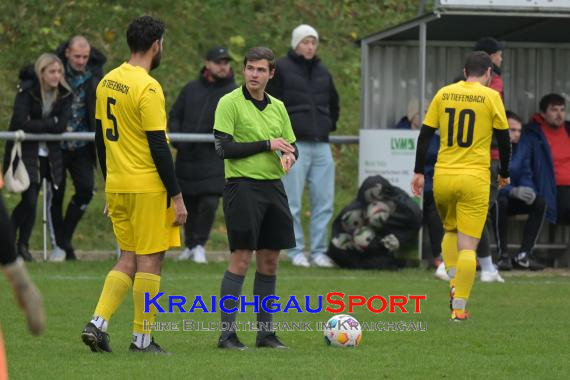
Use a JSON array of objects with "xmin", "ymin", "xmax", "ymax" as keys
[
  {"xmin": 411, "ymin": 51, "xmax": 511, "ymax": 321},
  {"xmin": 81, "ymin": 16, "xmax": 187, "ymax": 354}
]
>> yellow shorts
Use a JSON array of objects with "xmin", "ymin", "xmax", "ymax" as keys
[
  {"xmin": 433, "ymin": 173, "xmax": 490, "ymax": 238},
  {"xmin": 106, "ymin": 192, "xmax": 180, "ymax": 255}
]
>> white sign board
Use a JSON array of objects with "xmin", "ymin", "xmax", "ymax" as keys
[
  {"xmin": 438, "ymin": 0, "xmax": 570, "ymax": 11},
  {"xmin": 358, "ymin": 129, "xmax": 420, "ymax": 197}
]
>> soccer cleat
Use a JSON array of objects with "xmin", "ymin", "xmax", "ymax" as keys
[
  {"xmin": 50, "ymin": 246, "xmax": 66, "ymax": 262},
  {"xmin": 255, "ymin": 332, "xmax": 289, "ymax": 349},
  {"xmin": 310, "ymin": 253, "xmax": 335, "ymax": 268},
  {"xmin": 514, "ymin": 252, "xmax": 545, "ymax": 271},
  {"xmin": 218, "ymin": 332, "xmax": 247, "ymax": 350},
  {"xmin": 177, "ymin": 247, "xmax": 193, "ymax": 261},
  {"xmin": 291, "ymin": 254, "xmax": 310, "ymax": 268},
  {"xmin": 434, "ymin": 262, "xmax": 450, "ymax": 281},
  {"xmin": 129, "ymin": 337, "xmax": 169, "ymax": 354},
  {"xmin": 480, "ymin": 270, "xmax": 505, "ymax": 283},
  {"xmin": 17, "ymin": 243, "xmax": 34, "ymax": 262},
  {"xmin": 496, "ymin": 256, "xmax": 513, "ymax": 271},
  {"xmin": 450, "ymin": 309, "xmax": 470, "ymax": 322},
  {"xmin": 81, "ymin": 322, "xmax": 112, "ymax": 353},
  {"xmin": 192, "ymin": 245, "xmax": 208, "ymax": 264}
]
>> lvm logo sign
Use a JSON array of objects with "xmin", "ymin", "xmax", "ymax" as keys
[{"xmin": 390, "ymin": 137, "xmax": 415, "ymax": 152}]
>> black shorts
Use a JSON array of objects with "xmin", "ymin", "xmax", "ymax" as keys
[{"xmin": 223, "ymin": 178, "xmax": 295, "ymax": 251}]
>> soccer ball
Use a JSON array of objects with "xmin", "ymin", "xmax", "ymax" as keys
[
  {"xmin": 331, "ymin": 233, "xmax": 355, "ymax": 250},
  {"xmin": 366, "ymin": 201, "xmax": 393, "ymax": 229},
  {"xmin": 324, "ymin": 314, "xmax": 362, "ymax": 347},
  {"xmin": 341, "ymin": 208, "xmax": 365, "ymax": 232},
  {"xmin": 363, "ymin": 183, "xmax": 383, "ymax": 203},
  {"xmin": 353, "ymin": 226, "xmax": 375, "ymax": 251}
]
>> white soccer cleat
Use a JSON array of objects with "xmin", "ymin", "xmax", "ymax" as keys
[
  {"xmin": 434, "ymin": 262, "xmax": 450, "ymax": 281},
  {"xmin": 291, "ymin": 254, "xmax": 310, "ymax": 268},
  {"xmin": 311, "ymin": 253, "xmax": 335, "ymax": 268},
  {"xmin": 480, "ymin": 270, "xmax": 505, "ymax": 283},
  {"xmin": 177, "ymin": 247, "xmax": 193, "ymax": 261},
  {"xmin": 50, "ymin": 246, "xmax": 66, "ymax": 262},
  {"xmin": 192, "ymin": 245, "xmax": 208, "ymax": 264}
]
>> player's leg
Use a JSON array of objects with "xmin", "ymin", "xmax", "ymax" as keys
[
  {"xmin": 188, "ymin": 195, "xmax": 219, "ymax": 263},
  {"xmin": 129, "ymin": 192, "xmax": 179, "ymax": 354},
  {"xmin": 433, "ymin": 174, "xmax": 459, "ymax": 288},
  {"xmin": 82, "ymin": 193, "xmax": 136, "ymax": 353},
  {"xmin": 218, "ymin": 181, "xmax": 261, "ymax": 349},
  {"xmin": 253, "ymin": 180, "xmax": 295, "ymax": 348},
  {"xmin": 453, "ymin": 176, "xmax": 489, "ymax": 320}
]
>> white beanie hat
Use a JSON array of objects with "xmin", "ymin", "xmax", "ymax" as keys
[{"xmin": 291, "ymin": 24, "xmax": 319, "ymax": 50}]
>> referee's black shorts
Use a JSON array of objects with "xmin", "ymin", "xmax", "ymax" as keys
[{"xmin": 223, "ymin": 178, "xmax": 295, "ymax": 252}]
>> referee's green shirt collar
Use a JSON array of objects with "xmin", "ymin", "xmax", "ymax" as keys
[{"xmin": 241, "ymin": 85, "xmax": 271, "ymax": 104}]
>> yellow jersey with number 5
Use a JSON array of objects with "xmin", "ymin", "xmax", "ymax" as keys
[
  {"xmin": 96, "ymin": 62, "xmax": 167, "ymax": 193},
  {"xmin": 423, "ymin": 81, "xmax": 508, "ymax": 180}
]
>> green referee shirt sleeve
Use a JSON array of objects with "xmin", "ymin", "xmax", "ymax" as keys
[{"xmin": 213, "ymin": 96, "xmax": 235, "ymax": 136}]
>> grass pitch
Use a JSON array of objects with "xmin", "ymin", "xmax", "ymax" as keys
[{"xmin": 1, "ymin": 261, "xmax": 568, "ymax": 379}]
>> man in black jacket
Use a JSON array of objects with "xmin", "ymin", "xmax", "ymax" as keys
[
  {"xmin": 169, "ymin": 46, "xmax": 238, "ymax": 264},
  {"xmin": 50, "ymin": 36, "xmax": 106, "ymax": 261},
  {"xmin": 267, "ymin": 24, "xmax": 339, "ymax": 268}
]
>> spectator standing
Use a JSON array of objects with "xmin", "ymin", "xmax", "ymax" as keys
[
  {"xmin": 169, "ymin": 46, "xmax": 238, "ymax": 264},
  {"xmin": 267, "ymin": 24, "xmax": 339, "ymax": 268}
]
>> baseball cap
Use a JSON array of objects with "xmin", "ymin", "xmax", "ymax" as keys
[
  {"xmin": 206, "ymin": 46, "xmax": 231, "ymax": 61},
  {"xmin": 474, "ymin": 37, "xmax": 505, "ymax": 54}
]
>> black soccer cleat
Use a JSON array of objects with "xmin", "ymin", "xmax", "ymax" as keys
[
  {"xmin": 218, "ymin": 332, "xmax": 247, "ymax": 350},
  {"xmin": 81, "ymin": 322, "xmax": 112, "ymax": 353},
  {"xmin": 255, "ymin": 333, "xmax": 288, "ymax": 349},
  {"xmin": 496, "ymin": 256, "xmax": 513, "ymax": 271},
  {"xmin": 128, "ymin": 337, "xmax": 170, "ymax": 354}
]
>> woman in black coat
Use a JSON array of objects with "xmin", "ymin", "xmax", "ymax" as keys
[{"xmin": 3, "ymin": 53, "xmax": 72, "ymax": 261}]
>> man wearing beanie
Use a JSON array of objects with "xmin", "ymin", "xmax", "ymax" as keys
[
  {"xmin": 474, "ymin": 37, "xmax": 505, "ymax": 99},
  {"xmin": 267, "ymin": 24, "xmax": 340, "ymax": 268}
]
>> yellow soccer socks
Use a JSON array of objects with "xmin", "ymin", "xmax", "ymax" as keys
[
  {"xmin": 454, "ymin": 249, "xmax": 477, "ymax": 311},
  {"xmin": 92, "ymin": 270, "xmax": 133, "ymax": 331},
  {"xmin": 132, "ymin": 272, "xmax": 161, "ymax": 348},
  {"xmin": 441, "ymin": 232, "xmax": 458, "ymax": 287}
]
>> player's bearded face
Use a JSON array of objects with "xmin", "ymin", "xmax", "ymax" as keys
[{"xmin": 150, "ymin": 40, "xmax": 163, "ymax": 71}]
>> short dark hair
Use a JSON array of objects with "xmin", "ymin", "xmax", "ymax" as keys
[
  {"xmin": 464, "ymin": 51, "xmax": 492, "ymax": 77},
  {"xmin": 243, "ymin": 47, "xmax": 275, "ymax": 71},
  {"xmin": 506, "ymin": 110, "xmax": 522, "ymax": 124},
  {"xmin": 126, "ymin": 16, "xmax": 165, "ymax": 53},
  {"xmin": 539, "ymin": 93, "xmax": 565, "ymax": 113}
]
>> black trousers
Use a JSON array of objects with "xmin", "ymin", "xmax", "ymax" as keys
[
  {"xmin": 182, "ymin": 193, "xmax": 220, "ymax": 249},
  {"xmin": 50, "ymin": 146, "xmax": 94, "ymax": 248},
  {"xmin": 556, "ymin": 186, "xmax": 570, "ymax": 225},
  {"xmin": 496, "ymin": 195, "xmax": 547, "ymax": 257},
  {"xmin": 0, "ymin": 195, "xmax": 17, "ymax": 265},
  {"xmin": 423, "ymin": 191, "xmax": 444, "ymax": 259},
  {"xmin": 11, "ymin": 157, "xmax": 54, "ymax": 247}
]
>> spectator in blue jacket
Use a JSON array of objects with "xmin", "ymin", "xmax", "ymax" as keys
[{"xmin": 496, "ymin": 111, "xmax": 547, "ymax": 271}]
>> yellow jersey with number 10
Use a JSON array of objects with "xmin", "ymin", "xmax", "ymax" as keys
[
  {"xmin": 423, "ymin": 81, "xmax": 508, "ymax": 180},
  {"xmin": 96, "ymin": 62, "xmax": 167, "ymax": 193}
]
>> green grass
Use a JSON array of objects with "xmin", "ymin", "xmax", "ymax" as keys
[
  {"xmin": 1, "ymin": 262, "xmax": 569, "ymax": 379},
  {"xmin": 0, "ymin": 0, "xmax": 421, "ymax": 251}
]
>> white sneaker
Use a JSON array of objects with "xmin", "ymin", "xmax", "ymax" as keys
[
  {"xmin": 192, "ymin": 245, "xmax": 208, "ymax": 264},
  {"xmin": 50, "ymin": 246, "xmax": 65, "ymax": 262},
  {"xmin": 480, "ymin": 270, "xmax": 505, "ymax": 283},
  {"xmin": 434, "ymin": 262, "xmax": 450, "ymax": 281},
  {"xmin": 177, "ymin": 247, "xmax": 193, "ymax": 261},
  {"xmin": 291, "ymin": 254, "xmax": 310, "ymax": 268},
  {"xmin": 310, "ymin": 254, "xmax": 335, "ymax": 268}
]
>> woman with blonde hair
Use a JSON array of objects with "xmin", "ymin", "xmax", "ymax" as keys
[{"xmin": 3, "ymin": 53, "xmax": 72, "ymax": 261}]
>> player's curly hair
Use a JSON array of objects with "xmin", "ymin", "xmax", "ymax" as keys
[{"xmin": 126, "ymin": 16, "xmax": 166, "ymax": 53}]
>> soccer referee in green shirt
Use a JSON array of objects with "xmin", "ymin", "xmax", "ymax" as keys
[{"xmin": 214, "ymin": 47, "xmax": 298, "ymax": 350}]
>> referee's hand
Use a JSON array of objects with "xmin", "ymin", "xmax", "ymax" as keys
[
  {"xmin": 270, "ymin": 138, "xmax": 294, "ymax": 154},
  {"xmin": 171, "ymin": 193, "xmax": 188, "ymax": 226}
]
